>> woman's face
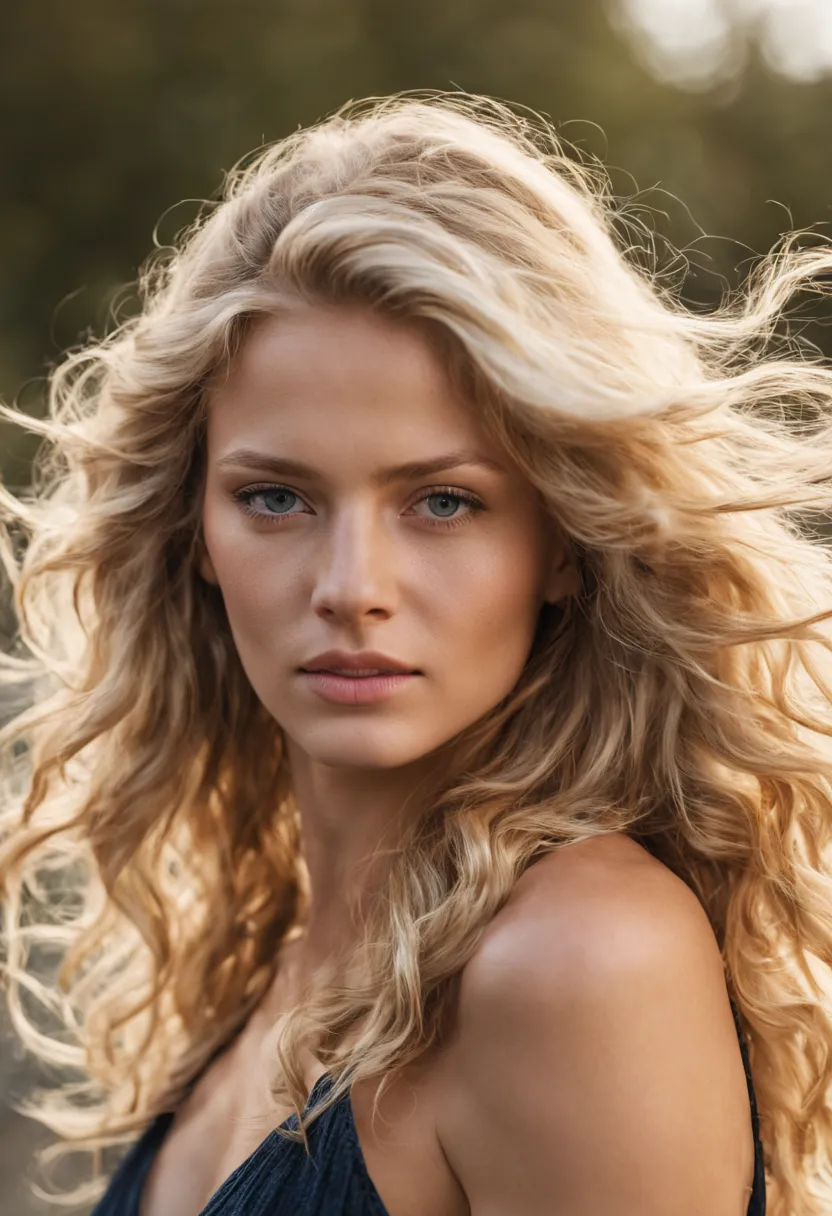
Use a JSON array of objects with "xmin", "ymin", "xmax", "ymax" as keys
[{"xmin": 199, "ymin": 302, "xmax": 571, "ymax": 771}]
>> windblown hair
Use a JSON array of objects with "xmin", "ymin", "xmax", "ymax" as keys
[{"xmin": 2, "ymin": 90, "xmax": 832, "ymax": 1213}]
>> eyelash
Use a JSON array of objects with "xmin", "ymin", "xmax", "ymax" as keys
[{"xmin": 231, "ymin": 483, "xmax": 486, "ymax": 531}]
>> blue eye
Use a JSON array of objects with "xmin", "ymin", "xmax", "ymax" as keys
[
  {"xmin": 232, "ymin": 486, "xmax": 308, "ymax": 520},
  {"xmin": 409, "ymin": 486, "xmax": 486, "ymax": 528},
  {"xmin": 252, "ymin": 488, "xmax": 299, "ymax": 515},
  {"xmin": 231, "ymin": 484, "xmax": 486, "ymax": 530},
  {"xmin": 428, "ymin": 493, "xmax": 459, "ymax": 517}
]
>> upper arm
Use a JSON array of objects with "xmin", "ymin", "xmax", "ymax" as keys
[{"xmin": 437, "ymin": 862, "xmax": 754, "ymax": 1216}]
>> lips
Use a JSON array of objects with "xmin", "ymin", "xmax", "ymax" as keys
[
  {"xmin": 313, "ymin": 668, "xmax": 394, "ymax": 676},
  {"xmin": 298, "ymin": 666, "xmax": 420, "ymax": 705},
  {"xmin": 298, "ymin": 649, "xmax": 420, "ymax": 675}
]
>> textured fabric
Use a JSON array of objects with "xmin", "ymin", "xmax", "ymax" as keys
[
  {"xmin": 88, "ymin": 1071, "xmax": 389, "ymax": 1216},
  {"xmin": 89, "ymin": 999, "xmax": 766, "ymax": 1215}
]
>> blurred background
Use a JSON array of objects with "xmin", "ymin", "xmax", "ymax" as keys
[{"xmin": 1, "ymin": 0, "xmax": 831, "ymax": 1211}]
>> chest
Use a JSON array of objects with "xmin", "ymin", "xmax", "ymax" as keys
[{"xmin": 138, "ymin": 1030, "xmax": 468, "ymax": 1216}]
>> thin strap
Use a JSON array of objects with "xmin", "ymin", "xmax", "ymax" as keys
[{"xmin": 729, "ymin": 998, "xmax": 767, "ymax": 1214}]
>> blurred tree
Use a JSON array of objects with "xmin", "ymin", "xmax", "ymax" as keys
[{"xmin": 1, "ymin": 0, "xmax": 830, "ymax": 485}]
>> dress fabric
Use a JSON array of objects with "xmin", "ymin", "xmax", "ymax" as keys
[{"xmin": 89, "ymin": 998, "xmax": 765, "ymax": 1215}]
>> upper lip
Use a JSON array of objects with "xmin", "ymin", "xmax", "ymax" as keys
[{"xmin": 299, "ymin": 650, "xmax": 421, "ymax": 674}]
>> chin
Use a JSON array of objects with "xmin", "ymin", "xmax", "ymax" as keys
[{"xmin": 287, "ymin": 720, "xmax": 443, "ymax": 771}]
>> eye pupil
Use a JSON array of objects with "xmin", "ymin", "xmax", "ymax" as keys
[
  {"xmin": 265, "ymin": 490, "xmax": 296, "ymax": 513},
  {"xmin": 429, "ymin": 493, "xmax": 458, "ymax": 517}
]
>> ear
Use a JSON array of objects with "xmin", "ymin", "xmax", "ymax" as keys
[{"xmin": 543, "ymin": 546, "xmax": 580, "ymax": 605}]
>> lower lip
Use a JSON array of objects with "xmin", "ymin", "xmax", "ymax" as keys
[{"xmin": 298, "ymin": 671, "xmax": 421, "ymax": 705}]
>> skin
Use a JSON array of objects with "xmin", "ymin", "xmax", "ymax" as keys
[
  {"xmin": 189, "ymin": 301, "xmax": 756, "ymax": 1215},
  {"xmin": 198, "ymin": 300, "xmax": 575, "ymax": 979},
  {"xmin": 437, "ymin": 837, "xmax": 757, "ymax": 1216}
]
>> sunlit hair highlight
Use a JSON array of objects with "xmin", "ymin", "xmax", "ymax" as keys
[{"xmin": 2, "ymin": 90, "xmax": 832, "ymax": 1213}]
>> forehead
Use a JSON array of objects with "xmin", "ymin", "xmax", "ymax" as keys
[{"xmin": 206, "ymin": 303, "xmax": 486, "ymax": 453}]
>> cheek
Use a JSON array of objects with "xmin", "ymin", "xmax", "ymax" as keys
[
  {"xmin": 201, "ymin": 510, "xmax": 295, "ymax": 653},
  {"xmin": 217, "ymin": 574, "xmax": 303, "ymax": 676},
  {"xmin": 437, "ymin": 543, "xmax": 546, "ymax": 686}
]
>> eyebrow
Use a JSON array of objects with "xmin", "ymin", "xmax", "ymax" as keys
[{"xmin": 214, "ymin": 447, "xmax": 507, "ymax": 485}]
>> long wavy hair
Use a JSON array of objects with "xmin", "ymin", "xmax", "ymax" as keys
[{"xmin": 2, "ymin": 90, "xmax": 832, "ymax": 1213}]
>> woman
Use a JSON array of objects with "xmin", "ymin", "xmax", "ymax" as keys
[{"xmin": 2, "ymin": 89, "xmax": 832, "ymax": 1215}]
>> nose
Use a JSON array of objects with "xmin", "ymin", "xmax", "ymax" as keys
[{"xmin": 310, "ymin": 503, "xmax": 398, "ymax": 623}]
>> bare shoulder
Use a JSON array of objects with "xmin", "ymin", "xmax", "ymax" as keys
[
  {"xmin": 435, "ymin": 833, "xmax": 755, "ymax": 1216},
  {"xmin": 459, "ymin": 832, "xmax": 719, "ymax": 995}
]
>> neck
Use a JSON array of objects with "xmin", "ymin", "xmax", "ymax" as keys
[{"xmin": 281, "ymin": 737, "xmax": 453, "ymax": 983}]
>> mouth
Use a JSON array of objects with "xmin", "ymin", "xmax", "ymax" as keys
[
  {"xmin": 297, "ymin": 649, "xmax": 422, "ymax": 682},
  {"xmin": 296, "ymin": 667, "xmax": 422, "ymax": 705},
  {"xmin": 298, "ymin": 667, "xmax": 421, "ymax": 677}
]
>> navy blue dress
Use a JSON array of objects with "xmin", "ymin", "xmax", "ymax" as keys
[{"xmin": 89, "ymin": 999, "xmax": 766, "ymax": 1215}]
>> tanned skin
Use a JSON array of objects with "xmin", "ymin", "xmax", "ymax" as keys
[{"xmin": 140, "ymin": 304, "xmax": 755, "ymax": 1215}]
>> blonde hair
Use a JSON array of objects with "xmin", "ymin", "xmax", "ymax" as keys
[{"xmin": 2, "ymin": 90, "xmax": 832, "ymax": 1213}]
